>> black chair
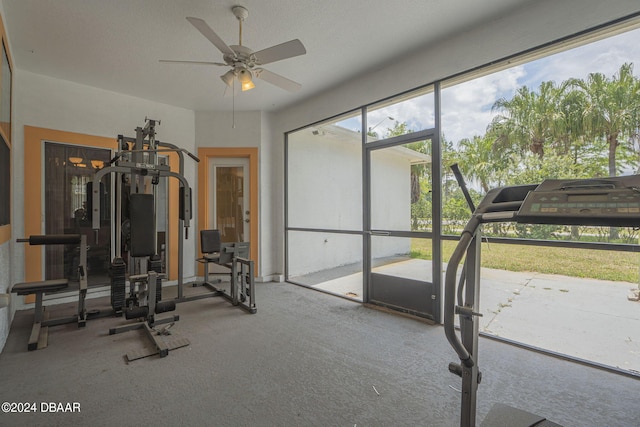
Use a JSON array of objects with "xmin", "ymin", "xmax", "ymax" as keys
[{"xmin": 197, "ymin": 229, "xmax": 222, "ymax": 285}]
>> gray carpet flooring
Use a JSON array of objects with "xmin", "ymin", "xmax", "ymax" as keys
[{"xmin": 0, "ymin": 282, "xmax": 638, "ymax": 426}]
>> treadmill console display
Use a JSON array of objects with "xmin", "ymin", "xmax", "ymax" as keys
[{"xmin": 516, "ymin": 175, "xmax": 640, "ymax": 227}]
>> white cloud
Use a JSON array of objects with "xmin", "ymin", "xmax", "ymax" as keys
[
  {"xmin": 441, "ymin": 66, "xmax": 525, "ymax": 143},
  {"xmin": 442, "ymin": 28, "xmax": 640, "ymax": 145},
  {"xmin": 526, "ymin": 29, "xmax": 640, "ymax": 85}
]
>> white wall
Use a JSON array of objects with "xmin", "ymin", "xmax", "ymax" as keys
[
  {"xmin": 10, "ymin": 70, "xmax": 197, "ymax": 317},
  {"xmin": 259, "ymin": 111, "xmax": 279, "ymax": 279},
  {"xmin": 194, "ymin": 110, "xmax": 275, "ymax": 277},
  {"xmin": 195, "ymin": 110, "xmax": 261, "ymax": 149},
  {"xmin": 287, "ymin": 127, "xmax": 414, "ymax": 276},
  {"xmin": 287, "ymin": 128, "xmax": 362, "ymax": 230},
  {"xmin": 269, "ymin": 0, "xmax": 640, "ymax": 277}
]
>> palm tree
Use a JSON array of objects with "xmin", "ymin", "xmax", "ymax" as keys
[
  {"xmin": 568, "ymin": 63, "xmax": 640, "ymax": 178},
  {"xmin": 552, "ymin": 85, "xmax": 587, "ymax": 159},
  {"xmin": 489, "ymin": 81, "xmax": 566, "ymax": 158},
  {"xmin": 457, "ymin": 134, "xmax": 507, "ymax": 193}
]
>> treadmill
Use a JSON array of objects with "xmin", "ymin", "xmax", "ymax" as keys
[{"xmin": 444, "ymin": 173, "xmax": 640, "ymax": 426}]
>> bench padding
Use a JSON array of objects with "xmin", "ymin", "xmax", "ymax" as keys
[
  {"xmin": 12, "ymin": 279, "xmax": 69, "ymax": 295},
  {"xmin": 24, "ymin": 234, "xmax": 81, "ymax": 245}
]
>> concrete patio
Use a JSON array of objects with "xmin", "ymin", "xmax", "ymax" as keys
[{"xmin": 309, "ymin": 258, "xmax": 640, "ymax": 374}]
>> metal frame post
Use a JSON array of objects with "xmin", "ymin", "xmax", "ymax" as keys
[{"xmin": 459, "ymin": 229, "xmax": 482, "ymax": 427}]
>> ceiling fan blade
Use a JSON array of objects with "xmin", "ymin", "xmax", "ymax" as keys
[
  {"xmin": 254, "ymin": 68, "xmax": 302, "ymax": 92},
  {"xmin": 253, "ymin": 39, "xmax": 306, "ymax": 65},
  {"xmin": 159, "ymin": 59, "xmax": 227, "ymax": 66},
  {"xmin": 186, "ymin": 17, "xmax": 235, "ymax": 57}
]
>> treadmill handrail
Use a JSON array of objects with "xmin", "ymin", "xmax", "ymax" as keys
[{"xmin": 443, "ymin": 215, "xmax": 482, "ymax": 367}]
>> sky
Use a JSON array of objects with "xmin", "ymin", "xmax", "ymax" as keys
[
  {"xmin": 441, "ymin": 27, "xmax": 640, "ymax": 144},
  {"xmin": 336, "ymin": 26, "xmax": 640, "ymax": 145}
]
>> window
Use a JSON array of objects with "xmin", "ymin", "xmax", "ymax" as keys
[
  {"xmin": 286, "ymin": 111, "xmax": 364, "ymax": 292},
  {"xmin": 285, "ymin": 16, "xmax": 640, "ymax": 372},
  {"xmin": 441, "ymin": 24, "xmax": 640, "ymax": 245},
  {"xmin": 437, "ymin": 19, "xmax": 640, "ymax": 372},
  {"xmin": 287, "ymin": 112, "xmax": 363, "ymax": 230}
]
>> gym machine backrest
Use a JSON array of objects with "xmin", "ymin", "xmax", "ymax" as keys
[
  {"xmin": 444, "ymin": 174, "xmax": 640, "ymax": 427},
  {"xmin": 200, "ymin": 229, "xmax": 222, "ymax": 262}
]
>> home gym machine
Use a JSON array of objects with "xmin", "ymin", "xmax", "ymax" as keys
[
  {"xmin": 11, "ymin": 234, "xmax": 89, "ymax": 350},
  {"xmin": 444, "ymin": 172, "xmax": 640, "ymax": 426},
  {"xmin": 91, "ymin": 118, "xmax": 197, "ymax": 359}
]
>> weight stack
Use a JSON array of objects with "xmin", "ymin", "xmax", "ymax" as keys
[
  {"xmin": 149, "ymin": 255, "xmax": 162, "ymax": 302},
  {"xmin": 110, "ymin": 257, "xmax": 127, "ymax": 312}
]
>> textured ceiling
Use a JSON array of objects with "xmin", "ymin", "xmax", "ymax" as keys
[{"xmin": 3, "ymin": 0, "xmax": 533, "ymax": 112}]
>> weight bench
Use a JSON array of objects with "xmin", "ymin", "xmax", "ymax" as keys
[
  {"xmin": 11, "ymin": 279, "xmax": 69, "ymax": 350},
  {"xmin": 12, "ymin": 234, "xmax": 89, "ymax": 351}
]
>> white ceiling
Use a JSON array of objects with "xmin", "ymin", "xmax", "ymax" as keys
[{"xmin": 3, "ymin": 0, "xmax": 534, "ymax": 112}]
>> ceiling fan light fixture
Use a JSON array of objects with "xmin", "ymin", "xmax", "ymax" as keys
[
  {"xmin": 220, "ymin": 69, "xmax": 235, "ymax": 87},
  {"xmin": 236, "ymin": 68, "xmax": 252, "ymax": 84},
  {"xmin": 241, "ymin": 80, "xmax": 255, "ymax": 91},
  {"xmin": 236, "ymin": 68, "xmax": 255, "ymax": 91}
]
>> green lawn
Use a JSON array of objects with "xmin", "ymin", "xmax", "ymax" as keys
[{"xmin": 411, "ymin": 239, "xmax": 640, "ymax": 283}]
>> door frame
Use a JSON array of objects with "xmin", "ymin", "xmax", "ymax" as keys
[
  {"xmin": 363, "ymin": 128, "xmax": 441, "ymax": 321},
  {"xmin": 197, "ymin": 147, "xmax": 259, "ymax": 275}
]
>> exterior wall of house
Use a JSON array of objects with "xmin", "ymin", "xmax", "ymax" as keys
[{"xmin": 287, "ymin": 127, "xmax": 414, "ymax": 276}]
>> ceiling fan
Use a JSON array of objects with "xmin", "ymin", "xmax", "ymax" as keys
[{"xmin": 160, "ymin": 5, "xmax": 306, "ymax": 93}]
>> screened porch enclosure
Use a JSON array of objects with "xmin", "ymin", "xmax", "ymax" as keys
[{"xmin": 285, "ymin": 19, "xmax": 640, "ymax": 375}]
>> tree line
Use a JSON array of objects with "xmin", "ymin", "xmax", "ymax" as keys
[
  {"xmin": 405, "ymin": 63, "xmax": 640, "ymax": 241},
  {"xmin": 456, "ymin": 62, "xmax": 640, "ymax": 193}
]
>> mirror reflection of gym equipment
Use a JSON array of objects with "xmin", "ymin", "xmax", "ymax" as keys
[{"xmin": 11, "ymin": 119, "xmax": 257, "ymax": 361}]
